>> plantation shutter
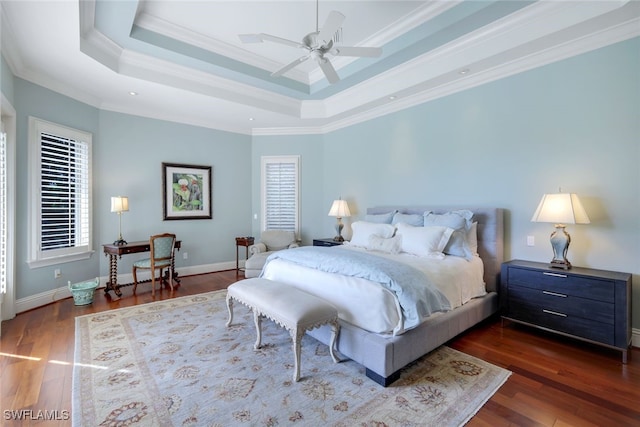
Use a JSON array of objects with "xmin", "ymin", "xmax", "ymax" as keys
[
  {"xmin": 262, "ymin": 156, "xmax": 299, "ymax": 234},
  {"xmin": 0, "ymin": 129, "xmax": 6, "ymax": 295},
  {"xmin": 39, "ymin": 131, "xmax": 90, "ymax": 251}
]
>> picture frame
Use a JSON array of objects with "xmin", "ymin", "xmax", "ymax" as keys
[{"xmin": 162, "ymin": 162, "xmax": 212, "ymax": 220}]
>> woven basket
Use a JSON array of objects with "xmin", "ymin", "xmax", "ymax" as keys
[{"xmin": 68, "ymin": 278, "xmax": 100, "ymax": 306}]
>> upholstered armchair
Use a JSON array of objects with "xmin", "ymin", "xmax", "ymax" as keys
[{"xmin": 244, "ymin": 230, "xmax": 299, "ymax": 278}]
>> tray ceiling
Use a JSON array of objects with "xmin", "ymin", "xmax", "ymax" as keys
[{"xmin": 1, "ymin": 1, "xmax": 638, "ymax": 135}]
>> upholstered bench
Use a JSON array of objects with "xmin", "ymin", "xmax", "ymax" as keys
[{"xmin": 226, "ymin": 278, "xmax": 340, "ymax": 381}]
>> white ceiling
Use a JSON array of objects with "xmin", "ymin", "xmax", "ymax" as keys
[{"xmin": 2, "ymin": 1, "xmax": 639, "ymax": 135}]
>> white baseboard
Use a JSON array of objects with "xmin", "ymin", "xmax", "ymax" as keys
[
  {"xmin": 14, "ymin": 261, "xmax": 237, "ymax": 314},
  {"xmin": 633, "ymin": 328, "xmax": 640, "ymax": 348}
]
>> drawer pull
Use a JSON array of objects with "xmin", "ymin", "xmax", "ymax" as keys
[
  {"xmin": 543, "ymin": 309, "xmax": 567, "ymax": 317},
  {"xmin": 543, "ymin": 272, "xmax": 567, "ymax": 278},
  {"xmin": 543, "ymin": 290, "xmax": 567, "ymax": 298}
]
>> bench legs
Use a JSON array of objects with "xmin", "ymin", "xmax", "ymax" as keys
[
  {"xmin": 328, "ymin": 320, "xmax": 340, "ymax": 364},
  {"xmin": 253, "ymin": 311, "xmax": 262, "ymax": 350},
  {"xmin": 290, "ymin": 329, "xmax": 302, "ymax": 382},
  {"xmin": 226, "ymin": 294, "xmax": 340, "ymax": 382},
  {"xmin": 225, "ymin": 294, "xmax": 234, "ymax": 327}
]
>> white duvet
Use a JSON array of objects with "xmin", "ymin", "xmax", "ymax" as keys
[{"xmin": 261, "ymin": 246, "xmax": 485, "ymax": 335}]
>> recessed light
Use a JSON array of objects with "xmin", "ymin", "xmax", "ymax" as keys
[
  {"xmin": 128, "ymin": 91, "xmax": 138, "ymax": 96},
  {"xmin": 248, "ymin": 117, "xmax": 255, "ymax": 121},
  {"xmin": 458, "ymin": 69, "xmax": 470, "ymax": 75},
  {"xmin": 388, "ymin": 95, "xmax": 397, "ymax": 100}
]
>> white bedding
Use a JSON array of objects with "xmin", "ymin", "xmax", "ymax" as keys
[{"xmin": 261, "ymin": 246, "xmax": 485, "ymax": 335}]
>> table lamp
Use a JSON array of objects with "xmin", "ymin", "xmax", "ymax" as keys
[
  {"xmin": 328, "ymin": 198, "xmax": 351, "ymax": 242},
  {"xmin": 111, "ymin": 196, "xmax": 129, "ymax": 245},
  {"xmin": 531, "ymin": 192, "xmax": 590, "ymax": 269}
]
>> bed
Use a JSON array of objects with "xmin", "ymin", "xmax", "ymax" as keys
[{"xmin": 261, "ymin": 206, "xmax": 504, "ymax": 386}]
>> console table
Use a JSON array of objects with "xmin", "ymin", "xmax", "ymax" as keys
[{"xmin": 103, "ymin": 240, "xmax": 181, "ymax": 297}]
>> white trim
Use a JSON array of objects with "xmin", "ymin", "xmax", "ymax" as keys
[
  {"xmin": 0, "ymin": 95, "xmax": 16, "ymax": 324},
  {"xmin": 633, "ymin": 328, "xmax": 640, "ymax": 349},
  {"xmin": 13, "ymin": 261, "xmax": 236, "ymax": 314},
  {"xmin": 27, "ymin": 117, "xmax": 94, "ymax": 268}
]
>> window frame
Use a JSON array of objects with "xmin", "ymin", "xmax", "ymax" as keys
[
  {"xmin": 27, "ymin": 117, "xmax": 94, "ymax": 268},
  {"xmin": 260, "ymin": 155, "xmax": 300, "ymax": 237}
]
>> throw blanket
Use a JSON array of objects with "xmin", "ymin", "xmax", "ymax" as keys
[{"xmin": 263, "ymin": 246, "xmax": 452, "ymax": 333}]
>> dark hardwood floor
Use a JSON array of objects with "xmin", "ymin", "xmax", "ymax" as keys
[{"xmin": 1, "ymin": 270, "xmax": 638, "ymax": 426}]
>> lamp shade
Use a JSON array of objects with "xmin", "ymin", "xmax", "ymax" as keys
[
  {"xmin": 110, "ymin": 196, "xmax": 129, "ymax": 213},
  {"xmin": 531, "ymin": 193, "xmax": 589, "ymax": 225},
  {"xmin": 328, "ymin": 199, "xmax": 351, "ymax": 218}
]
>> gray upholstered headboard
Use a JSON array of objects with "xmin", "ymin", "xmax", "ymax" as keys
[{"xmin": 366, "ymin": 206, "xmax": 504, "ymax": 292}]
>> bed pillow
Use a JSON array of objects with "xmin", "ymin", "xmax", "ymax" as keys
[
  {"xmin": 365, "ymin": 210, "xmax": 397, "ymax": 224},
  {"xmin": 423, "ymin": 210, "xmax": 474, "ymax": 260},
  {"xmin": 391, "ymin": 212, "xmax": 424, "ymax": 227},
  {"xmin": 367, "ymin": 234, "xmax": 402, "ymax": 254},
  {"xmin": 396, "ymin": 223, "xmax": 453, "ymax": 257},
  {"xmin": 349, "ymin": 221, "xmax": 396, "ymax": 248},
  {"xmin": 468, "ymin": 221, "xmax": 479, "ymax": 256}
]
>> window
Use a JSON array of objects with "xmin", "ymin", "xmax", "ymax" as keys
[
  {"xmin": 261, "ymin": 156, "xmax": 299, "ymax": 236},
  {"xmin": 28, "ymin": 117, "xmax": 93, "ymax": 267}
]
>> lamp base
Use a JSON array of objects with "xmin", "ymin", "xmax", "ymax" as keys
[
  {"xmin": 549, "ymin": 259, "xmax": 571, "ymax": 270},
  {"xmin": 549, "ymin": 224, "xmax": 572, "ymax": 270},
  {"xmin": 113, "ymin": 238, "xmax": 128, "ymax": 246},
  {"xmin": 333, "ymin": 219, "xmax": 345, "ymax": 242}
]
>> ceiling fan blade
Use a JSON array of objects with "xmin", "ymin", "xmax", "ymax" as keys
[
  {"xmin": 271, "ymin": 55, "xmax": 310, "ymax": 77},
  {"xmin": 333, "ymin": 46, "xmax": 382, "ymax": 58},
  {"xmin": 239, "ymin": 33, "xmax": 305, "ymax": 49},
  {"xmin": 317, "ymin": 11, "xmax": 345, "ymax": 44},
  {"xmin": 318, "ymin": 58, "xmax": 340, "ymax": 84}
]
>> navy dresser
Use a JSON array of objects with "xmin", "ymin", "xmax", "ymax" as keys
[{"xmin": 501, "ymin": 259, "xmax": 631, "ymax": 363}]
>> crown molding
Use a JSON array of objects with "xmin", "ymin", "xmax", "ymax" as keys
[
  {"xmin": 4, "ymin": 0, "xmax": 637, "ymax": 137},
  {"xmin": 252, "ymin": 17, "xmax": 640, "ymax": 136}
]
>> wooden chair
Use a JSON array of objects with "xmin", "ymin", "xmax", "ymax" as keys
[{"xmin": 132, "ymin": 233, "xmax": 177, "ymax": 296}]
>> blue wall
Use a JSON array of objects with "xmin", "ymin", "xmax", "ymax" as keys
[{"xmin": 96, "ymin": 111, "xmax": 252, "ymax": 278}]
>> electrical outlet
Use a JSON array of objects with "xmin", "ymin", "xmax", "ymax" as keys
[
  {"xmin": 527, "ymin": 235, "xmax": 535, "ymax": 247},
  {"xmin": 54, "ymin": 269, "xmax": 62, "ymax": 279},
  {"xmin": 183, "ymin": 252, "xmax": 188, "ymax": 260}
]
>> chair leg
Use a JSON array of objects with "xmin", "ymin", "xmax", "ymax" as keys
[
  {"xmin": 132, "ymin": 267, "xmax": 138, "ymax": 294},
  {"xmin": 151, "ymin": 269, "xmax": 156, "ymax": 297}
]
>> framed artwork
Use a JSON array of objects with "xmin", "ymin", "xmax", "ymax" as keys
[{"xmin": 162, "ymin": 162, "xmax": 212, "ymax": 220}]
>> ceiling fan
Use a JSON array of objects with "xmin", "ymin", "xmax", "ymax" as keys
[{"xmin": 238, "ymin": 2, "xmax": 382, "ymax": 84}]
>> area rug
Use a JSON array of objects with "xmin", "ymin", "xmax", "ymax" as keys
[{"xmin": 73, "ymin": 290, "xmax": 510, "ymax": 426}]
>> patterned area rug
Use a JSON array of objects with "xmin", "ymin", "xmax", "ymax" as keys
[{"xmin": 73, "ymin": 290, "xmax": 510, "ymax": 426}]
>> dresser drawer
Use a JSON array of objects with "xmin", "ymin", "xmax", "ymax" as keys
[
  {"xmin": 507, "ymin": 284, "xmax": 614, "ymax": 325},
  {"xmin": 505, "ymin": 298, "xmax": 615, "ymax": 345},
  {"xmin": 508, "ymin": 268, "xmax": 614, "ymax": 302}
]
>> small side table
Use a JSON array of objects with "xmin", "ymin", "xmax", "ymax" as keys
[
  {"xmin": 313, "ymin": 238, "xmax": 344, "ymax": 247},
  {"xmin": 235, "ymin": 236, "xmax": 255, "ymax": 270}
]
